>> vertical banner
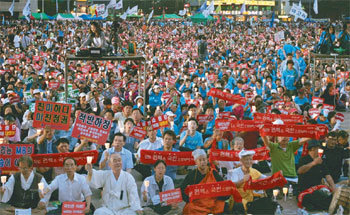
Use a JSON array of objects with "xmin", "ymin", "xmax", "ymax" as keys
[
  {"xmin": 33, "ymin": 101, "xmax": 72, "ymax": 130},
  {"xmin": 71, "ymin": 111, "xmax": 112, "ymax": 145}
]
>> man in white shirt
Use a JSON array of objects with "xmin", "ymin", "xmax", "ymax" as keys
[
  {"xmin": 45, "ymin": 157, "xmax": 92, "ymax": 214},
  {"xmin": 0, "ymin": 156, "xmax": 48, "ymax": 215},
  {"xmin": 114, "ymin": 101, "xmax": 133, "ymax": 133},
  {"xmin": 86, "ymin": 153, "xmax": 143, "ymax": 215}
]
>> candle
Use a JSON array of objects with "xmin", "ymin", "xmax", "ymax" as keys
[
  {"xmin": 318, "ymin": 149, "xmax": 324, "ymax": 156},
  {"xmin": 144, "ymin": 180, "xmax": 150, "ymax": 192},
  {"xmin": 273, "ymin": 189, "xmax": 279, "ymax": 201},
  {"xmin": 283, "ymin": 187, "xmax": 288, "ymax": 201},
  {"xmin": 252, "ymin": 106, "xmax": 256, "ymax": 113},
  {"xmin": 322, "ymin": 142, "xmax": 326, "ymax": 147},
  {"xmin": 105, "ymin": 143, "xmax": 110, "ymax": 149},
  {"xmin": 38, "ymin": 182, "xmax": 44, "ymax": 191},
  {"xmin": 1, "ymin": 176, "xmax": 6, "ymax": 184},
  {"xmin": 87, "ymin": 156, "xmax": 93, "ymax": 164}
]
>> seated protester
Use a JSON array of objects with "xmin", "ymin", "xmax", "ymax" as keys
[
  {"xmin": 114, "ymin": 101, "xmax": 133, "ymax": 133},
  {"xmin": 86, "ymin": 153, "xmax": 143, "ymax": 215},
  {"xmin": 99, "ymin": 133, "xmax": 133, "ymax": 173},
  {"xmin": 327, "ymin": 111, "xmax": 341, "ymax": 132},
  {"xmin": 157, "ymin": 111, "xmax": 180, "ymax": 137},
  {"xmin": 179, "ymin": 118, "xmax": 203, "ymax": 151},
  {"xmin": 337, "ymin": 130, "xmax": 350, "ymax": 177},
  {"xmin": 131, "ymin": 108, "xmax": 144, "ymax": 126},
  {"xmin": 180, "ymin": 149, "xmax": 244, "ymax": 215},
  {"xmin": 54, "ymin": 116, "xmax": 78, "ymax": 151},
  {"xmin": 3, "ymin": 114, "xmax": 21, "ymax": 143},
  {"xmin": 228, "ymin": 150, "xmax": 266, "ymax": 210},
  {"xmin": 316, "ymin": 109, "xmax": 330, "ymax": 125},
  {"xmin": 156, "ymin": 130, "xmax": 179, "ymax": 180},
  {"xmin": 141, "ymin": 160, "xmax": 182, "ymax": 215},
  {"xmin": 265, "ymin": 89, "xmax": 280, "ymax": 106},
  {"xmin": 294, "ymin": 88, "xmax": 309, "ymax": 111},
  {"xmin": 0, "ymin": 156, "xmax": 48, "ymax": 215},
  {"xmin": 322, "ymin": 132, "xmax": 350, "ymax": 183},
  {"xmin": 261, "ymin": 120, "xmax": 310, "ymax": 179},
  {"xmin": 36, "ymin": 125, "xmax": 57, "ymax": 154},
  {"xmin": 44, "ymin": 157, "xmax": 92, "ymax": 215},
  {"xmin": 216, "ymin": 137, "xmax": 245, "ymax": 175},
  {"xmin": 104, "ymin": 109, "xmax": 118, "ymax": 143},
  {"xmin": 135, "ymin": 126, "xmax": 163, "ymax": 179},
  {"xmin": 123, "ymin": 118, "xmax": 140, "ymax": 154},
  {"xmin": 201, "ymin": 104, "xmax": 216, "ymax": 139},
  {"xmin": 74, "ymin": 137, "xmax": 97, "ymax": 152},
  {"xmin": 203, "ymin": 128, "xmax": 230, "ymax": 150},
  {"xmin": 297, "ymin": 141, "xmax": 336, "ymax": 211}
]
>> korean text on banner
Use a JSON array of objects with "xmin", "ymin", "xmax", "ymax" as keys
[
  {"xmin": 71, "ymin": 111, "xmax": 112, "ymax": 145},
  {"xmin": 33, "ymin": 101, "xmax": 72, "ymax": 131},
  {"xmin": 159, "ymin": 188, "xmax": 183, "ymax": 205},
  {"xmin": 32, "ymin": 150, "xmax": 98, "ymax": 167},
  {"xmin": 0, "ymin": 144, "xmax": 34, "ymax": 171},
  {"xmin": 140, "ymin": 150, "xmax": 195, "ymax": 166},
  {"xmin": 62, "ymin": 202, "xmax": 85, "ymax": 215}
]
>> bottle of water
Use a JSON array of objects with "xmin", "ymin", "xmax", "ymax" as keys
[
  {"xmin": 288, "ymin": 184, "xmax": 293, "ymax": 199},
  {"xmin": 275, "ymin": 205, "xmax": 282, "ymax": 215}
]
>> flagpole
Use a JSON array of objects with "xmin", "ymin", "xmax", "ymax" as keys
[{"xmin": 42, "ymin": 0, "xmax": 44, "ymax": 14}]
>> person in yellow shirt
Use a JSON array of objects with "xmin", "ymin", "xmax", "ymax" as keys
[{"xmin": 228, "ymin": 150, "xmax": 266, "ymax": 209}]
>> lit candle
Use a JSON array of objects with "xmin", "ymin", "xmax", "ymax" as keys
[
  {"xmin": 38, "ymin": 182, "xmax": 44, "ymax": 192},
  {"xmin": 313, "ymin": 104, "xmax": 316, "ymax": 108},
  {"xmin": 322, "ymin": 142, "xmax": 326, "ymax": 147},
  {"xmin": 144, "ymin": 180, "xmax": 150, "ymax": 192},
  {"xmin": 87, "ymin": 156, "xmax": 93, "ymax": 164},
  {"xmin": 318, "ymin": 149, "xmax": 324, "ymax": 156},
  {"xmin": 283, "ymin": 187, "xmax": 288, "ymax": 202},
  {"xmin": 1, "ymin": 176, "xmax": 7, "ymax": 184},
  {"xmin": 252, "ymin": 106, "xmax": 256, "ymax": 113},
  {"xmin": 273, "ymin": 189, "xmax": 279, "ymax": 201},
  {"xmin": 105, "ymin": 143, "xmax": 110, "ymax": 149}
]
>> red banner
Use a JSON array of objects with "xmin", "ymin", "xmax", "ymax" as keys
[
  {"xmin": 32, "ymin": 150, "xmax": 98, "ymax": 167},
  {"xmin": 311, "ymin": 97, "xmax": 324, "ymax": 107},
  {"xmin": 253, "ymin": 113, "xmax": 303, "ymax": 124},
  {"xmin": 208, "ymin": 88, "xmax": 246, "ymax": 105},
  {"xmin": 185, "ymin": 180, "xmax": 242, "ymax": 203},
  {"xmin": 218, "ymin": 112, "xmax": 231, "ymax": 118},
  {"xmin": 197, "ymin": 115, "xmax": 215, "ymax": 125},
  {"xmin": 209, "ymin": 147, "xmax": 270, "ymax": 162},
  {"xmin": 33, "ymin": 101, "xmax": 72, "ymax": 131},
  {"xmin": 243, "ymin": 171, "xmax": 287, "ymax": 191},
  {"xmin": 0, "ymin": 124, "xmax": 16, "ymax": 137},
  {"xmin": 259, "ymin": 124, "xmax": 328, "ymax": 140},
  {"xmin": 297, "ymin": 185, "xmax": 330, "ymax": 208},
  {"xmin": 81, "ymin": 65, "xmax": 91, "ymax": 73},
  {"xmin": 48, "ymin": 82, "xmax": 60, "ymax": 90},
  {"xmin": 160, "ymin": 188, "xmax": 183, "ymax": 205},
  {"xmin": 0, "ymin": 144, "xmax": 34, "ymax": 171},
  {"xmin": 274, "ymin": 101, "xmax": 285, "ymax": 108},
  {"xmin": 308, "ymin": 108, "xmax": 320, "ymax": 117},
  {"xmin": 335, "ymin": 113, "xmax": 345, "ymax": 122},
  {"xmin": 322, "ymin": 104, "xmax": 335, "ymax": 112},
  {"xmin": 71, "ymin": 111, "xmax": 112, "ymax": 145},
  {"xmin": 140, "ymin": 150, "xmax": 195, "ymax": 166},
  {"xmin": 208, "ymin": 74, "xmax": 217, "ymax": 82},
  {"xmin": 150, "ymin": 115, "xmax": 169, "ymax": 130},
  {"xmin": 128, "ymin": 82, "xmax": 138, "ymax": 90},
  {"xmin": 129, "ymin": 126, "xmax": 147, "ymax": 140},
  {"xmin": 62, "ymin": 202, "xmax": 85, "ymax": 215},
  {"xmin": 215, "ymin": 119, "xmax": 264, "ymax": 132}
]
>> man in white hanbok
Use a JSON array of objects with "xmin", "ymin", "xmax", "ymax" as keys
[{"xmin": 86, "ymin": 153, "xmax": 143, "ymax": 215}]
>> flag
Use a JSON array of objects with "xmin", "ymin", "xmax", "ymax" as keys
[
  {"xmin": 313, "ymin": 0, "xmax": 318, "ymax": 14},
  {"xmin": 128, "ymin": 5, "xmax": 138, "ymax": 15},
  {"xmin": 240, "ymin": 3, "xmax": 246, "ymax": 14},
  {"xmin": 147, "ymin": 10, "xmax": 153, "ymax": 23},
  {"xmin": 9, "ymin": 0, "xmax": 15, "ymax": 16},
  {"xmin": 22, "ymin": 0, "xmax": 31, "ymax": 22},
  {"xmin": 202, "ymin": 1, "xmax": 214, "ymax": 18},
  {"xmin": 120, "ymin": 6, "xmax": 129, "ymax": 20},
  {"xmin": 298, "ymin": 0, "xmax": 302, "ymax": 8},
  {"xmin": 270, "ymin": 11, "xmax": 275, "ymax": 28},
  {"xmin": 196, "ymin": 1, "xmax": 207, "ymax": 13},
  {"xmin": 215, "ymin": 5, "xmax": 221, "ymax": 14},
  {"xmin": 2, "ymin": 16, "xmax": 4, "ymax": 25},
  {"xmin": 179, "ymin": 9, "xmax": 186, "ymax": 16},
  {"xmin": 115, "ymin": 0, "xmax": 123, "ymax": 9}
]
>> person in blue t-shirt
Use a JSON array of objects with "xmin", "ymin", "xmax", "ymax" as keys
[
  {"xmin": 294, "ymin": 89, "xmax": 309, "ymax": 108},
  {"xmin": 179, "ymin": 118, "xmax": 203, "ymax": 151},
  {"xmin": 282, "ymin": 60, "xmax": 298, "ymax": 95}
]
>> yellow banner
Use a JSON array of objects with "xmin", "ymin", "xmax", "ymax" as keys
[{"xmin": 209, "ymin": 0, "xmax": 275, "ymax": 6}]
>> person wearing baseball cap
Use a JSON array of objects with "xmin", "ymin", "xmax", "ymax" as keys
[
  {"xmin": 297, "ymin": 139, "xmax": 336, "ymax": 211},
  {"xmin": 228, "ymin": 149, "xmax": 265, "ymax": 210},
  {"xmin": 266, "ymin": 89, "xmax": 280, "ymax": 106}
]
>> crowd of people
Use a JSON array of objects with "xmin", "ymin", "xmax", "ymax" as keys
[{"xmin": 0, "ymin": 16, "xmax": 350, "ymax": 215}]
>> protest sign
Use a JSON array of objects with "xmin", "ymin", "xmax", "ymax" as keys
[
  {"xmin": 48, "ymin": 81, "xmax": 60, "ymax": 90},
  {"xmin": 62, "ymin": 202, "xmax": 85, "ymax": 215},
  {"xmin": 254, "ymin": 113, "xmax": 303, "ymax": 124},
  {"xmin": 215, "ymin": 119, "xmax": 264, "ymax": 132},
  {"xmin": 322, "ymin": 104, "xmax": 335, "ymax": 112},
  {"xmin": 129, "ymin": 126, "xmax": 147, "ymax": 140},
  {"xmin": 208, "ymin": 88, "xmax": 246, "ymax": 105},
  {"xmin": 160, "ymin": 188, "xmax": 183, "ymax": 205},
  {"xmin": 311, "ymin": 97, "xmax": 324, "ymax": 107},
  {"xmin": 289, "ymin": 4, "xmax": 308, "ymax": 21},
  {"xmin": 140, "ymin": 150, "xmax": 195, "ymax": 166},
  {"xmin": 209, "ymin": 147, "xmax": 270, "ymax": 162},
  {"xmin": 0, "ymin": 144, "xmax": 34, "ymax": 171},
  {"xmin": 197, "ymin": 115, "xmax": 214, "ymax": 124},
  {"xmin": 185, "ymin": 180, "xmax": 242, "ymax": 203},
  {"xmin": 33, "ymin": 101, "xmax": 72, "ymax": 130},
  {"xmin": 32, "ymin": 150, "xmax": 98, "ymax": 167},
  {"xmin": 244, "ymin": 171, "xmax": 287, "ymax": 191},
  {"xmin": 0, "ymin": 124, "xmax": 16, "ymax": 137},
  {"xmin": 259, "ymin": 124, "xmax": 328, "ymax": 140},
  {"xmin": 335, "ymin": 113, "xmax": 345, "ymax": 122},
  {"xmin": 72, "ymin": 111, "xmax": 112, "ymax": 145},
  {"xmin": 150, "ymin": 115, "xmax": 169, "ymax": 130}
]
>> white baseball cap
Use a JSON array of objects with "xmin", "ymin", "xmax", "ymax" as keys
[{"xmin": 238, "ymin": 149, "xmax": 255, "ymax": 159}]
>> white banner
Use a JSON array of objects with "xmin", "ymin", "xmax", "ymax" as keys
[{"xmin": 289, "ymin": 4, "xmax": 307, "ymax": 21}]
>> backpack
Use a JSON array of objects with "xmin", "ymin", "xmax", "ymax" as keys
[
  {"xmin": 246, "ymin": 197, "xmax": 280, "ymax": 215},
  {"xmin": 199, "ymin": 41, "xmax": 206, "ymax": 54}
]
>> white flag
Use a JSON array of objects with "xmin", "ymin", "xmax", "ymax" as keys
[
  {"xmin": 120, "ymin": 6, "xmax": 129, "ymax": 20},
  {"xmin": 22, "ymin": 0, "xmax": 31, "ymax": 22},
  {"xmin": 313, "ymin": 0, "xmax": 318, "ymax": 14},
  {"xmin": 179, "ymin": 9, "xmax": 186, "ymax": 16},
  {"xmin": 115, "ymin": 0, "xmax": 123, "ymax": 9},
  {"xmin": 9, "ymin": 0, "xmax": 15, "ymax": 16},
  {"xmin": 298, "ymin": 0, "xmax": 302, "ymax": 8},
  {"xmin": 147, "ymin": 10, "xmax": 153, "ymax": 23},
  {"xmin": 202, "ymin": 1, "xmax": 214, "ymax": 18},
  {"xmin": 240, "ymin": 3, "xmax": 246, "ymax": 14},
  {"xmin": 127, "ymin": 5, "xmax": 138, "ymax": 15}
]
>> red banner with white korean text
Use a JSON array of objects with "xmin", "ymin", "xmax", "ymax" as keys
[
  {"xmin": 297, "ymin": 185, "xmax": 330, "ymax": 208},
  {"xmin": 311, "ymin": 97, "xmax": 324, "ymax": 107},
  {"xmin": 208, "ymin": 88, "xmax": 246, "ymax": 105},
  {"xmin": 209, "ymin": 147, "xmax": 270, "ymax": 162},
  {"xmin": 0, "ymin": 124, "xmax": 16, "ymax": 137},
  {"xmin": 71, "ymin": 111, "xmax": 112, "ymax": 145},
  {"xmin": 62, "ymin": 202, "xmax": 85, "ymax": 215},
  {"xmin": 150, "ymin": 115, "xmax": 169, "ymax": 130},
  {"xmin": 160, "ymin": 188, "xmax": 183, "ymax": 205},
  {"xmin": 253, "ymin": 113, "xmax": 303, "ymax": 124},
  {"xmin": 243, "ymin": 171, "xmax": 287, "ymax": 191},
  {"xmin": 259, "ymin": 124, "xmax": 328, "ymax": 140},
  {"xmin": 130, "ymin": 127, "xmax": 147, "ymax": 140},
  {"xmin": 215, "ymin": 119, "xmax": 264, "ymax": 132},
  {"xmin": 0, "ymin": 144, "xmax": 34, "ymax": 171},
  {"xmin": 140, "ymin": 150, "xmax": 195, "ymax": 166},
  {"xmin": 185, "ymin": 180, "xmax": 242, "ymax": 203},
  {"xmin": 31, "ymin": 150, "xmax": 98, "ymax": 167},
  {"xmin": 197, "ymin": 115, "xmax": 214, "ymax": 125}
]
